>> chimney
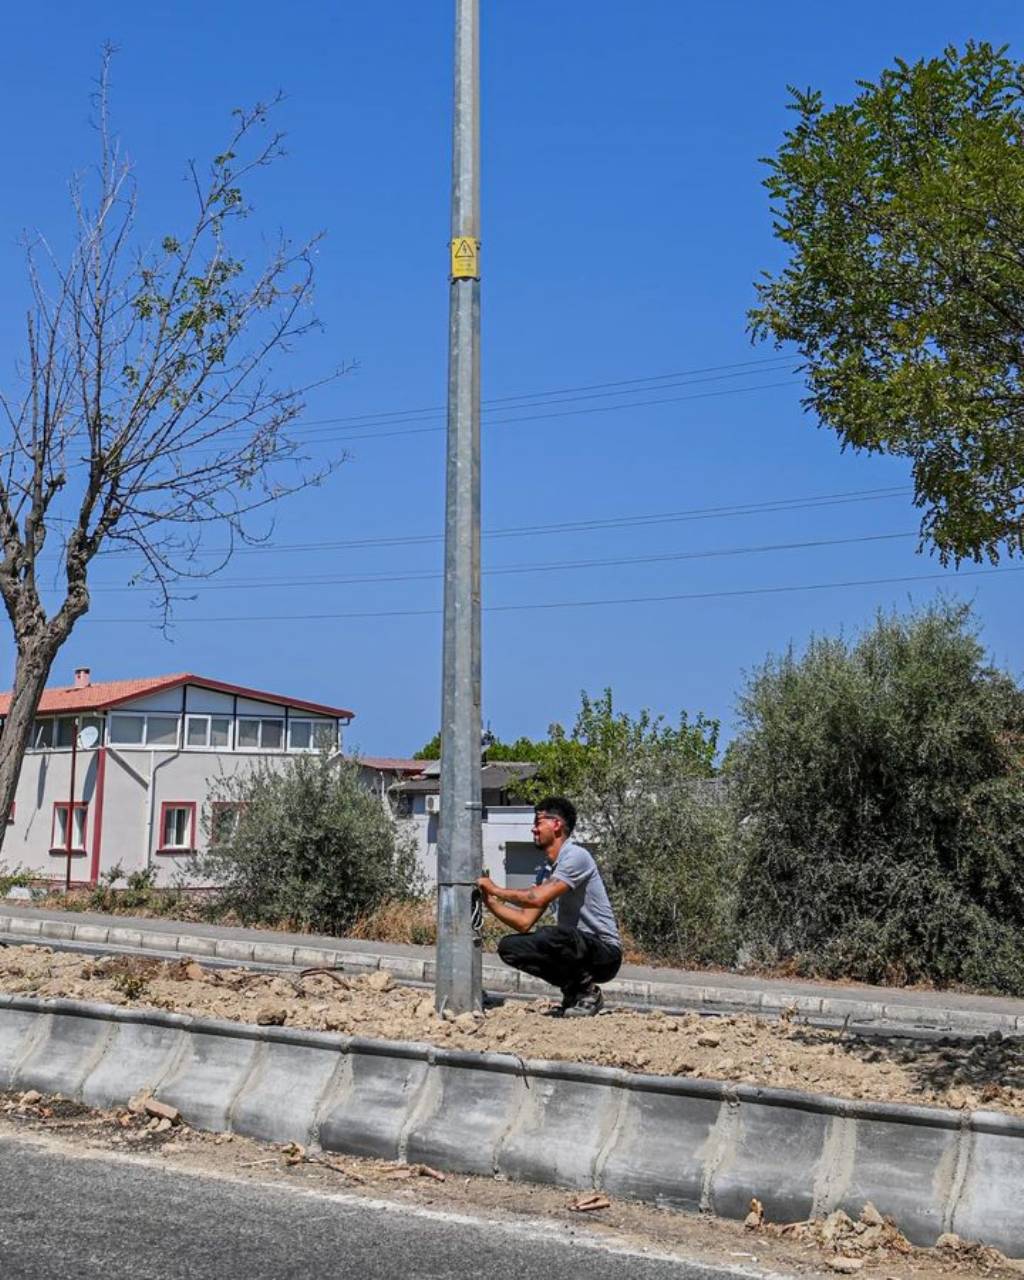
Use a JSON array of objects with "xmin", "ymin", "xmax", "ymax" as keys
[{"xmin": 73, "ymin": 667, "xmax": 91, "ymax": 689}]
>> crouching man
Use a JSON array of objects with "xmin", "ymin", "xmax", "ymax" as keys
[{"xmin": 477, "ymin": 796, "xmax": 622, "ymax": 1017}]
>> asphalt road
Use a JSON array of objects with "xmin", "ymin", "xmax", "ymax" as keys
[{"xmin": 0, "ymin": 1136, "xmax": 736, "ymax": 1280}]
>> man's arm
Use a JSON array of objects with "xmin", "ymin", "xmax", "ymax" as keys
[
  {"xmin": 478, "ymin": 875, "xmax": 569, "ymax": 912},
  {"xmin": 480, "ymin": 892, "xmax": 543, "ymax": 934}
]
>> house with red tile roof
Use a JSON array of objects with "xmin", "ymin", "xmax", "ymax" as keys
[{"xmin": 0, "ymin": 667, "xmax": 354, "ymax": 886}]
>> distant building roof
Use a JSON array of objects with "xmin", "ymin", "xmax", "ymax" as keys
[
  {"xmin": 393, "ymin": 761, "xmax": 539, "ymax": 794},
  {"xmin": 0, "ymin": 672, "xmax": 355, "ymax": 720},
  {"xmin": 356, "ymin": 757, "xmax": 431, "ymax": 775}
]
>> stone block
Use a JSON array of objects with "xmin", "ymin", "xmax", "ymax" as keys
[
  {"xmin": 380, "ymin": 954, "xmax": 426, "ymax": 982},
  {"xmin": 174, "ymin": 934, "xmax": 218, "ymax": 957},
  {"xmin": 0, "ymin": 1006, "xmax": 46, "ymax": 1088},
  {"xmin": 600, "ymin": 1079, "xmax": 721, "ymax": 1210},
  {"xmin": 73, "ymin": 925, "xmax": 110, "ymax": 946},
  {"xmin": 819, "ymin": 998, "xmax": 886, "ymax": 1025},
  {"xmin": 213, "ymin": 939, "xmax": 255, "ymax": 963},
  {"xmin": 710, "ymin": 1092, "xmax": 830, "ymax": 1223},
  {"xmin": 80, "ymin": 1017, "xmax": 183, "ymax": 1109},
  {"xmin": 292, "ymin": 947, "xmax": 341, "ymax": 970},
  {"xmin": 251, "ymin": 942, "xmax": 297, "ymax": 966},
  {"xmin": 881, "ymin": 1004, "xmax": 948, "ymax": 1031},
  {"xmin": 16, "ymin": 1011, "xmax": 113, "ymax": 1097},
  {"xmin": 157, "ymin": 1026, "xmax": 261, "ymax": 1131},
  {"xmin": 482, "ymin": 965, "xmax": 517, "ymax": 992},
  {"xmin": 9, "ymin": 918, "xmax": 42, "ymax": 938},
  {"xmin": 834, "ymin": 1105, "xmax": 960, "ymax": 1246},
  {"xmin": 337, "ymin": 954, "xmax": 379, "ymax": 977},
  {"xmin": 230, "ymin": 1037, "xmax": 342, "ymax": 1146},
  {"xmin": 319, "ymin": 1046, "xmax": 428, "ymax": 1161},
  {"xmin": 951, "ymin": 1114, "xmax": 1024, "ymax": 1257},
  {"xmin": 499, "ymin": 1065, "xmax": 623, "ymax": 1190},
  {"xmin": 406, "ymin": 1053, "xmax": 523, "ymax": 1176},
  {"xmin": 760, "ymin": 990, "xmax": 823, "ymax": 1016},
  {"xmin": 606, "ymin": 978, "xmax": 654, "ymax": 1005},
  {"xmin": 107, "ymin": 928, "xmax": 143, "ymax": 949},
  {"xmin": 940, "ymin": 1011, "xmax": 1018, "ymax": 1038},
  {"xmin": 701, "ymin": 986, "xmax": 761, "ymax": 1012},
  {"xmin": 140, "ymin": 932, "xmax": 175, "ymax": 953},
  {"xmin": 40, "ymin": 921, "xmax": 76, "ymax": 942}
]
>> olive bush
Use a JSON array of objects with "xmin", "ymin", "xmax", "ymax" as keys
[
  {"xmin": 197, "ymin": 754, "xmax": 424, "ymax": 936},
  {"xmin": 728, "ymin": 601, "xmax": 1024, "ymax": 993},
  {"xmin": 541, "ymin": 691, "xmax": 739, "ymax": 965}
]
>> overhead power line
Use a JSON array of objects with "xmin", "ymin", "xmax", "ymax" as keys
[
  {"xmin": 80, "ymin": 565, "xmax": 1022, "ymax": 625},
  {"xmin": 227, "ymin": 353, "xmax": 800, "ymax": 436},
  {"xmin": 84, "ymin": 530, "xmax": 918, "ymax": 593},
  {"xmin": 278, "ymin": 357, "xmax": 799, "ymax": 439},
  {"xmin": 56, "ymin": 366, "xmax": 802, "ymax": 475},
  {"xmin": 273, "ymin": 378, "xmax": 800, "ymax": 448},
  {"xmin": 84, "ymin": 484, "xmax": 913, "ymax": 564}
]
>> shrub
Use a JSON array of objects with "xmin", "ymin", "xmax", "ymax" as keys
[
  {"xmin": 196, "ymin": 754, "xmax": 424, "ymax": 936},
  {"xmin": 729, "ymin": 600, "xmax": 1024, "ymax": 993},
  {"xmin": 547, "ymin": 691, "xmax": 739, "ymax": 965},
  {"xmin": 0, "ymin": 863, "xmax": 31, "ymax": 898}
]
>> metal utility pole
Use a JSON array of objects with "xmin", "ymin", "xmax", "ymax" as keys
[{"xmin": 436, "ymin": 0, "xmax": 482, "ymax": 1015}]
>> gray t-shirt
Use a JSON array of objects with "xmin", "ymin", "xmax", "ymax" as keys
[{"xmin": 551, "ymin": 841, "xmax": 621, "ymax": 949}]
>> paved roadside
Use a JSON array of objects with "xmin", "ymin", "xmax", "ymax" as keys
[
  {"xmin": 0, "ymin": 1134, "xmax": 702, "ymax": 1280},
  {"xmin": 2, "ymin": 899, "xmax": 1022, "ymax": 1037}
]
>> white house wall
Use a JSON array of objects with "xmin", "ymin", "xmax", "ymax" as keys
[
  {"xmin": 7, "ymin": 748, "xmax": 103, "ymax": 883},
  {"xmin": 8, "ymin": 742, "xmax": 336, "ymax": 887},
  {"xmin": 397, "ymin": 802, "xmax": 537, "ymax": 889}
]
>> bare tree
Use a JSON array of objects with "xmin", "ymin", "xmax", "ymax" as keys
[{"xmin": 0, "ymin": 59, "xmax": 342, "ymax": 847}]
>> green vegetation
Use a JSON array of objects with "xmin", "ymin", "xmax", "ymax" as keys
[
  {"xmin": 751, "ymin": 42, "xmax": 1024, "ymax": 564},
  {"xmin": 0, "ymin": 863, "xmax": 31, "ymax": 898},
  {"xmin": 197, "ymin": 754, "xmax": 424, "ymax": 936},
  {"xmin": 729, "ymin": 601, "xmax": 1024, "ymax": 994}
]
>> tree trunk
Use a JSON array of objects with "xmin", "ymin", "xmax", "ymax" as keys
[{"xmin": 0, "ymin": 638, "xmax": 64, "ymax": 860}]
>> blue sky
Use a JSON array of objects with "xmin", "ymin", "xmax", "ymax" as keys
[{"xmin": 1, "ymin": 1, "xmax": 1021, "ymax": 756}]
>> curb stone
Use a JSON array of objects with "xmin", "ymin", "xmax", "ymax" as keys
[
  {"xmin": 3, "ymin": 913, "xmax": 1022, "ymax": 1038},
  {"xmin": 1, "ymin": 995, "xmax": 1022, "ymax": 1256}
]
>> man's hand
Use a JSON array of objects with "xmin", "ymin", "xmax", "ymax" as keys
[{"xmin": 478, "ymin": 875, "xmax": 498, "ymax": 896}]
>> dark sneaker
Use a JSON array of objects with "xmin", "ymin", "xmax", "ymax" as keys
[
  {"xmin": 564, "ymin": 983, "xmax": 603, "ymax": 1017},
  {"xmin": 544, "ymin": 984, "xmax": 578, "ymax": 1017}
]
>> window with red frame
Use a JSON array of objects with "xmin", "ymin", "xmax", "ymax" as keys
[
  {"xmin": 51, "ymin": 802, "xmax": 87, "ymax": 852},
  {"xmin": 159, "ymin": 802, "xmax": 196, "ymax": 852}
]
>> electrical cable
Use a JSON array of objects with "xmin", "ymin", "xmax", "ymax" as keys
[
  {"xmin": 83, "ymin": 530, "xmax": 918, "ymax": 593},
  {"xmin": 78, "ymin": 565, "xmax": 1024, "ymax": 625}
]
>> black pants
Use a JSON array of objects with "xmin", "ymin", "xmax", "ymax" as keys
[{"xmin": 497, "ymin": 926, "xmax": 622, "ymax": 996}]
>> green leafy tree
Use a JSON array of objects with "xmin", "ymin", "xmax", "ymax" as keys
[
  {"xmin": 729, "ymin": 600, "xmax": 1024, "ymax": 994},
  {"xmin": 197, "ymin": 755, "xmax": 424, "ymax": 935},
  {"xmin": 537, "ymin": 691, "xmax": 734, "ymax": 963},
  {"xmin": 413, "ymin": 732, "xmax": 442, "ymax": 760},
  {"xmin": 415, "ymin": 692, "xmax": 733, "ymax": 962},
  {"xmin": 750, "ymin": 42, "xmax": 1024, "ymax": 565}
]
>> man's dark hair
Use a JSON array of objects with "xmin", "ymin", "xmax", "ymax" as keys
[{"xmin": 535, "ymin": 795, "xmax": 577, "ymax": 835}]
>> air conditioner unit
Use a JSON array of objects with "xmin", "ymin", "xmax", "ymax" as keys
[{"xmin": 425, "ymin": 794, "xmax": 441, "ymax": 815}]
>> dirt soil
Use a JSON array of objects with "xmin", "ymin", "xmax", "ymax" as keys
[
  {"xmin": 2, "ymin": 944, "xmax": 1024, "ymax": 1118},
  {"xmin": 1, "ymin": 1088, "xmax": 1019, "ymax": 1278}
]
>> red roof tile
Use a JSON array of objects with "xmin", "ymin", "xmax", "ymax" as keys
[
  {"xmin": 0, "ymin": 673, "xmax": 355, "ymax": 720},
  {"xmin": 355, "ymin": 757, "xmax": 429, "ymax": 774}
]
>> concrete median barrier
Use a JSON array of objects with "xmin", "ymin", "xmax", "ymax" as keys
[{"xmin": 2, "ymin": 993, "xmax": 1023, "ymax": 1257}]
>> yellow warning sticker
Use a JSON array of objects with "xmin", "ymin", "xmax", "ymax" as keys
[{"xmin": 450, "ymin": 236, "xmax": 481, "ymax": 279}]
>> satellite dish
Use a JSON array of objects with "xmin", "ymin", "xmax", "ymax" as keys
[{"xmin": 77, "ymin": 725, "xmax": 100, "ymax": 749}]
